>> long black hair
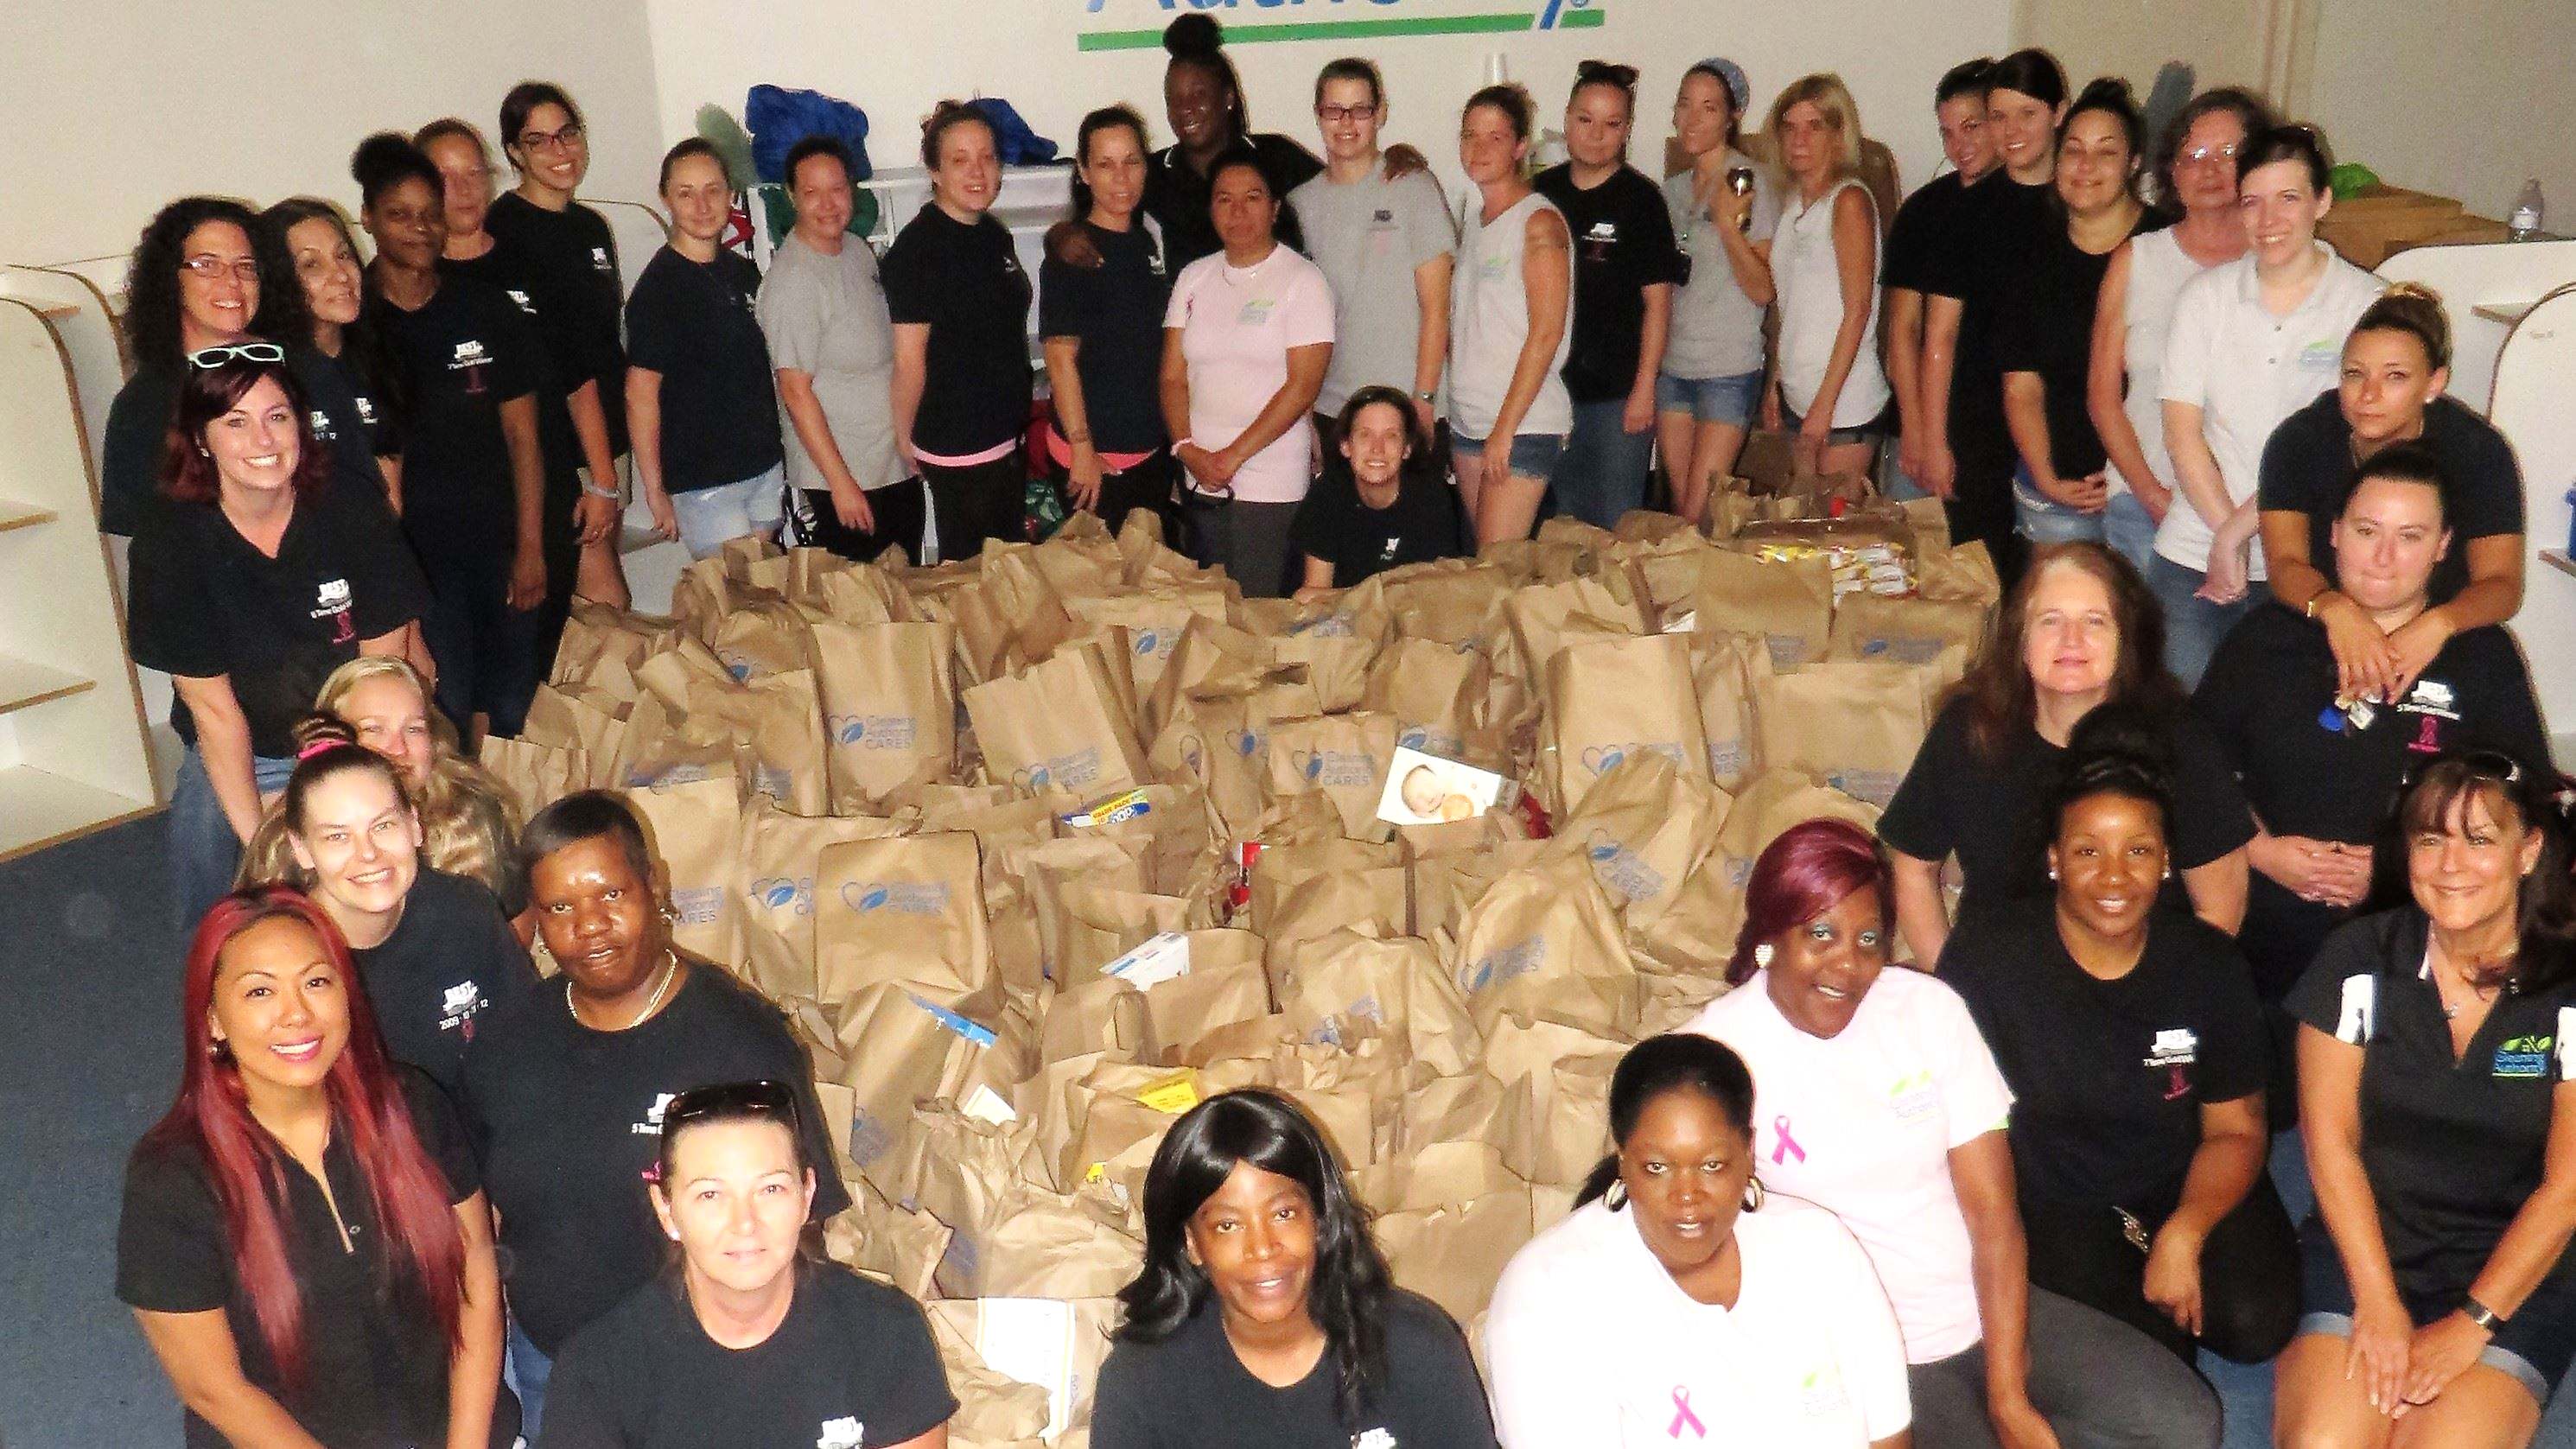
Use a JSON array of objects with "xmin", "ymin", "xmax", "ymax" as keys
[
  {"xmin": 1576, "ymin": 1034, "xmax": 1759, "ymax": 1208},
  {"xmin": 2371, "ymin": 752, "xmax": 2576, "ymax": 995},
  {"xmin": 1119, "ymin": 1089, "xmax": 1390, "ymax": 1428},
  {"xmin": 123, "ymin": 197, "xmax": 308, "ymax": 372},
  {"xmin": 258, "ymin": 197, "xmax": 408, "ymax": 442}
]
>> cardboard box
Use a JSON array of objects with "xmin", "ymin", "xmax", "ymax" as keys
[{"xmin": 2320, "ymin": 184, "xmax": 2467, "ymax": 268}]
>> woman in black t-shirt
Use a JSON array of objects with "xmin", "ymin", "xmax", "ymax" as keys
[
  {"xmin": 536, "ymin": 1081, "xmax": 956, "ymax": 1449},
  {"xmin": 1531, "ymin": 62, "xmax": 1683, "ymax": 531},
  {"xmin": 264, "ymin": 199, "xmax": 406, "ymax": 504},
  {"xmin": 1092, "ymin": 1089, "xmax": 1496, "ymax": 1449},
  {"xmin": 128, "ymin": 353, "xmax": 429, "ymax": 937},
  {"xmin": 1292, "ymin": 387, "xmax": 1464, "ymax": 595},
  {"xmin": 1044, "ymin": 105, "xmax": 1179, "ymax": 539},
  {"xmin": 459, "ymin": 791, "xmax": 849, "ymax": 1440},
  {"xmin": 491, "ymin": 81, "xmax": 632, "ymax": 610},
  {"xmin": 1880, "ymin": 540, "xmax": 2251, "ymax": 967},
  {"xmin": 626, "ymin": 139, "xmax": 786, "ymax": 560},
  {"xmin": 1143, "ymin": 14, "xmax": 1323, "ymax": 271},
  {"xmin": 885, "ymin": 103, "xmax": 1034, "ymax": 562},
  {"xmin": 2277, "ymin": 755, "xmax": 2576, "ymax": 1445},
  {"xmin": 117, "ymin": 887, "xmax": 509, "ymax": 1449},
  {"xmin": 1998, "ymin": 79, "xmax": 2158, "ymax": 549},
  {"xmin": 1944, "ymin": 721, "xmax": 2297, "ymax": 1366},
  {"xmin": 2259, "ymin": 286, "xmax": 2528, "ymax": 707},
  {"xmin": 238, "ymin": 719, "xmax": 534, "ymax": 1096},
  {"xmin": 359, "ymin": 133, "xmax": 555, "ymax": 742}
]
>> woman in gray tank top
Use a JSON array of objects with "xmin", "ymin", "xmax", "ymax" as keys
[{"xmin": 1447, "ymin": 83, "xmax": 1573, "ymax": 548}]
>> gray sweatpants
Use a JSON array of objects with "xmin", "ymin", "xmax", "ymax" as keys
[{"xmin": 1907, "ymin": 1286, "xmax": 2223, "ymax": 1448}]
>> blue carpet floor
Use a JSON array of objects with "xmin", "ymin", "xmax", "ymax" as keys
[{"xmin": 6, "ymin": 811, "xmax": 2574, "ymax": 1446}]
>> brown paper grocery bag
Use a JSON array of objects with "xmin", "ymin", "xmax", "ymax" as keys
[
  {"xmin": 1265, "ymin": 711, "xmax": 1400, "ymax": 841},
  {"xmin": 707, "ymin": 603, "xmax": 816, "ymax": 686},
  {"xmin": 831, "ymin": 984, "xmax": 1005, "ymax": 1184},
  {"xmin": 1503, "ymin": 575, "xmax": 1648, "ymax": 684},
  {"xmin": 1685, "ymin": 628, "xmax": 1771, "ymax": 792},
  {"xmin": 809, "ymin": 619, "xmax": 958, "ymax": 815},
  {"xmin": 1450, "ymin": 854, "xmax": 1641, "ymax": 1039},
  {"xmin": 1550, "ymin": 751, "xmax": 1728, "ymax": 929},
  {"xmin": 812, "ymin": 831, "xmax": 999, "ymax": 1015},
  {"xmin": 1363, "ymin": 638, "xmax": 1490, "ymax": 763},
  {"xmin": 1273, "ymin": 928, "xmax": 1483, "ymax": 1077},
  {"xmin": 1829, "ymin": 590, "xmax": 1991, "ymax": 667},
  {"xmin": 1691, "ymin": 547, "xmax": 1834, "ymax": 669},
  {"xmin": 735, "ymin": 798, "xmax": 907, "ymax": 1005},
  {"xmin": 478, "ymin": 734, "xmax": 588, "ymax": 815},
  {"xmin": 1541, "ymin": 632, "xmax": 1709, "ymax": 817},
  {"xmin": 925, "ymin": 1298, "xmax": 1123, "ymax": 1446},
  {"xmin": 964, "ymin": 649, "xmax": 1150, "ymax": 801},
  {"xmin": 1704, "ymin": 768, "xmax": 1886, "ymax": 952},
  {"xmin": 823, "ymin": 1173, "xmax": 952, "ymax": 1304},
  {"xmin": 622, "ymin": 774, "xmax": 744, "ymax": 967},
  {"xmin": 1752, "ymin": 660, "xmax": 1929, "ymax": 808}
]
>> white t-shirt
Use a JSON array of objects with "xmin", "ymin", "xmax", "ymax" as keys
[
  {"xmin": 1687, "ymin": 967, "xmax": 2014, "ymax": 1363},
  {"xmin": 2102, "ymin": 228, "xmax": 2213, "ymax": 503},
  {"xmin": 1487, "ymin": 1196, "xmax": 1911, "ymax": 1447},
  {"xmin": 1164, "ymin": 243, "xmax": 1337, "ymax": 505},
  {"xmin": 2153, "ymin": 243, "xmax": 2382, "ymax": 576}
]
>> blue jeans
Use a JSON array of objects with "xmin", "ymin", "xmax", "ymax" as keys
[
  {"xmin": 508, "ymin": 1319, "xmax": 554, "ymax": 1441},
  {"xmin": 2013, "ymin": 470, "xmax": 2109, "ymax": 545},
  {"xmin": 2149, "ymin": 553, "xmax": 2271, "ymax": 690},
  {"xmin": 669, "ymin": 461, "xmax": 787, "ymax": 560},
  {"xmin": 169, "ymin": 745, "xmax": 298, "ymax": 940},
  {"xmin": 2101, "ymin": 491, "xmax": 2159, "ymax": 577},
  {"xmin": 1553, "ymin": 397, "xmax": 1656, "ymax": 529}
]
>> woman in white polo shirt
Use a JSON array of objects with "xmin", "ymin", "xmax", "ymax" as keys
[
  {"xmin": 1161, "ymin": 154, "xmax": 1335, "ymax": 597},
  {"xmin": 1485, "ymin": 1033, "xmax": 1911, "ymax": 1447},
  {"xmin": 1689, "ymin": 818, "xmax": 2220, "ymax": 1449},
  {"xmin": 2155, "ymin": 124, "xmax": 2382, "ymax": 686}
]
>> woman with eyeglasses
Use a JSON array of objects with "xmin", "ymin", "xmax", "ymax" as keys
[
  {"xmin": 458, "ymin": 791, "xmax": 846, "ymax": 1439},
  {"xmin": 1689, "ymin": 819, "xmax": 2222, "ymax": 1449},
  {"xmin": 1091, "ymin": 1088, "xmax": 1496, "ymax": 1449},
  {"xmin": 885, "ymin": 102, "xmax": 1035, "ymax": 562},
  {"xmin": 1657, "ymin": 57, "xmax": 1778, "ymax": 526},
  {"xmin": 1162, "ymin": 155, "xmax": 1335, "ymax": 596},
  {"xmin": 2155, "ymin": 124, "xmax": 2382, "ymax": 687},
  {"xmin": 1449, "ymin": 84, "xmax": 1573, "ymax": 549},
  {"xmin": 118, "ymin": 887, "xmax": 512, "ymax": 1448},
  {"xmin": 126, "ymin": 351, "xmax": 429, "ymax": 936},
  {"xmin": 1486, "ymin": 1033, "xmax": 1911, "ymax": 1447},
  {"xmin": 359, "ymin": 133, "xmax": 560, "ymax": 744},
  {"xmin": 488, "ymin": 81, "xmax": 631, "ymax": 611},
  {"xmin": 2083, "ymin": 88, "xmax": 2268, "ymax": 573},
  {"xmin": 2274, "ymin": 753, "xmax": 2576, "ymax": 1448},
  {"xmin": 1039, "ymin": 106, "xmax": 1177, "ymax": 540},
  {"xmin": 533, "ymin": 1080, "xmax": 955, "ymax": 1449},
  {"xmin": 101, "ymin": 198, "xmax": 381, "ymax": 537},
  {"xmin": 2196, "ymin": 447, "xmax": 2550, "ymax": 1033}
]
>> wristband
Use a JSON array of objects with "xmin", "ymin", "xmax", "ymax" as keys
[
  {"xmin": 1415, "ymin": 390, "xmax": 1437, "ymax": 404},
  {"xmin": 581, "ymin": 480, "xmax": 620, "ymax": 500},
  {"xmin": 2464, "ymin": 1294, "xmax": 2509, "ymax": 1331},
  {"xmin": 1172, "ymin": 438, "xmax": 1194, "ymax": 451}
]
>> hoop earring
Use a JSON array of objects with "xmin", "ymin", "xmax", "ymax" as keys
[
  {"xmin": 1742, "ymin": 1177, "xmax": 1765, "ymax": 1212},
  {"xmin": 1604, "ymin": 1179, "xmax": 1628, "ymax": 1210}
]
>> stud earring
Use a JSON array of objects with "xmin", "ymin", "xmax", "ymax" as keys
[{"xmin": 1752, "ymin": 943, "xmax": 1773, "ymax": 969}]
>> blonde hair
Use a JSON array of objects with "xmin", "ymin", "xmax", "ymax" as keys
[
  {"xmin": 310, "ymin": 657, "xmax": 525, "ymax": 906},
  {"xmin": 1765, "ymin": 73, "xmax": 1864, "ymax": 188}
]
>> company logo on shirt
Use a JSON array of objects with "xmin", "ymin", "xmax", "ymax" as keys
[
  {"xmin": 2296, "ymin": 338, "xmax": 2339, "ymax": 372},
  {"xmin": 816, "ymin": 1416, "xmax": 863, "ymax": 1449},
  {"xmin": 439, "ymin": 980, "xmax": 490, "ymax": 1039},
  {"xmin": 590, "ymin": 245, "xmax": 613, "ymax": 273},
  {"xmin": 1377, "ymin": 534, "xmax": 1403, "ymax": 564},
  {"xmin": 308, "ymin": 408, "xmax": 338, "ymax": 441},
  {"xmin": 353, "ymin": 395, "xmax": 378, "ymax": 426},
  {"xmin": 1800, "ymin": 1364, "xmax": 1851, "ymax": 1417},
  {"xmin": 449, "ymin": 338, "xmax": 492, "ymax": 395},
  {"xmin": 633, "ymin": 1091, "xmax": 677, "ymax": 1135},
  {"xmin": 310, "ymin": 577, "xmax": 357, "ymax": 644},
  {"xmin": 1581, "ymin": 219, "xmax": 1619, "ymax": 263},
  {"xmin": 1237, "ymin": 296, "xmax": 1278, "ymax": 327},
  {"xmin": 2397, "ymin": 677, "xmax": 2460, "ymax": 721},
  {"xmin": 2496, "ymin": 1033, "xmax": 2554, "ymax": 1080},
  {"xmin": 506, "ymin": 288, "xmax": 537, "ymax": 315},
  {"xmin": 1352, "ymin": 1429, "xmax": 1398, "ymax": 1449},
  {"xmin": 1886, "ymin": 1067, "xmax": 1938, "ymax": 1122},
  {"xmin": 2144, "ymin": 1027, "xmax": 2198, "ymax": 1069}
]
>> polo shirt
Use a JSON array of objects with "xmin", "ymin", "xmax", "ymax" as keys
[
  {"xmin": 881, "ymin": 204, "xmax": 1034, "ymax": 458},
  {"xmin": 1689, "ymin": 965, "xmax": 2016, "ymax": 1363},
  {"xmin": 2155, "ymin": 244, "xmax": 2382, "ymax": 576},
  {"xmin": 1532, "ymin": 163, "xmax": 1689, "ymax": 404},
  {"xmin": 1486, "ymin": 1196, "xmax": 1910, "ymax": 1446},
  {"xmin": 1164, "ymin": 243, "xmax": 1336, "ymax": 504},
  {"xmin": 1289, "ymin": 159, "xmax": 1456, "ymax": 413},
  {"xmin": 2257, "ymin": 390, "xmax": 2525, "ymax": 605}
]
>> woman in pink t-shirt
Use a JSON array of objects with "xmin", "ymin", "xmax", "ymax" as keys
[{"xmin": 1160, "ymin": 156, "xmax": 1335, "ymax": 597}]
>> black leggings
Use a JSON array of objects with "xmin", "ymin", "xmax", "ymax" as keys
[
  {"xmin": 786, "ymin": 479, "xmax": 928, "ymax": 565},
  {"xmin": 2022, "ymin": 1176, "xmax": 2302, "ymax": 1366},
  {"xmin": 919, "ymin": 452, "xmax": 1026, "ymax": 563}
]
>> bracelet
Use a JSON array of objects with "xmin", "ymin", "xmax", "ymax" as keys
[
  {"xmin": 1415, "ymin": 390, "xmax": 1437, "ymax": 404},
  {"xmin": 580, "ymin": 480, "xmax": 620, "ymax": 500},
  {"xmin": 1172, "ymin": 437, "xmax": 1194, "ymax": 451},
  {"xmin": 2306, "ymin": 590, "xmax": 2331, "ymax": 621},
  {"xmin": 1065, "ymin": 432, "xmax": 1093, "ymax": 446},
  {"xmin": 2464, "ymin": 1294, "xmax": 2509, "ymax": 1331}
]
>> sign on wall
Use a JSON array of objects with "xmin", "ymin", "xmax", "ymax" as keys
[{"xmin": 1078, "ymin": 0, "xmax": 1604, "ymax": 52}]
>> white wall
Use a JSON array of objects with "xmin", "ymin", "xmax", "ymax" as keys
[
  {"xmin": 3, "ymin": 1, "xmax": 667, "ymax": 267},
  {"xmin": 642, "ymin": 0, "xmax": 2011, "ymax": 208}
]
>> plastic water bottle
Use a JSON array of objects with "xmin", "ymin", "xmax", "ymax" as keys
[{"xmin": 2510, "ymin": 179, "xmax": 2544, "ymax": 241}]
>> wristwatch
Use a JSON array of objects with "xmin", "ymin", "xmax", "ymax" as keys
[{"xmin": 2464, "ymin": 1294, "xmax": 2509, "ymax": 1331}]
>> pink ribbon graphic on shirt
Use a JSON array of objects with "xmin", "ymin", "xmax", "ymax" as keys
[
  {"xmin": 1668, "ymin": 1386, "xmax": 1707, "ymax": 1439},
  {"xmin": 1772, "ymin": 1114, "xmax": 1806, "ymax": 1165}
]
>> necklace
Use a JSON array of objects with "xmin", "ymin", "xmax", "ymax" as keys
[
  {"xmin": 569, "ymin": 948, "xmax": 680, "ymax": 1031},
  {"xmin": 2438, "ymin": 958, "xmax": 2506, "ymax": 1020}
]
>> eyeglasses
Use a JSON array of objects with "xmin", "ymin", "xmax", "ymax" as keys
[
  {"xmin": 2180, "ymin": 142, "xmax": 2241, "ymax": 166},
  {"xmin": 518, "ymin": 122, "xmax": 586, "ymax": 154},
  {"xmin": 181, "ymin": 255, "xmax": 261, "ymax": 283},
  {"xmin": 1316, "ymin": 105, "xmax": 1376, "ymax": 124},
  {"xmin": 642, "ymin": 1079, "xmax": 801, "ymax": 1183},
  {"xmin": 187, "ymin": 342, "xmax": 286, "ymax": 369}
]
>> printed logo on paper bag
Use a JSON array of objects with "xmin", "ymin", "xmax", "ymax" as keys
[
  {"xmin": 839, "ymin": 880, "xmax": 952, "ymax": 916},
  {"xmin": 829, "ymin": 713, "xmax": 919, "ymax": 749},
  {"xmin": 1579, "ymin": 740, "xmax": 1686, "ymax": 777},
  {"xmin": 1293, "ymin": 747, "xmax": 1378, "ymax": 787},
  {"xmin": 1585, "ymin": 830, "xmax": 1669, "ymax": 905},
  {"xmin": 1459, "ymin": 936, "xmax": 1544, "ymax": 995},
  {"xmin": 752, "ymin": 875, "xmax": 817, "ymax": 916}
]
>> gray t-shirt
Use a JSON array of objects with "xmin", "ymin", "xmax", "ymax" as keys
[
  {"xmin": 1289, "ymin": 160, "xmax": 1457, "ymax": 415},
  {"xmin": 754, "ymin": 231, "xmax": 908, "ymax": 493},
  {"xmin": 1661, "ymin": 151, "xmax": 1781, "ymax": 380}
]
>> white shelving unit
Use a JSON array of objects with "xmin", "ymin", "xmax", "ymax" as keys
[{"xmin": 0, "ymin": 295, "xmax": 156, "ymax": 861}]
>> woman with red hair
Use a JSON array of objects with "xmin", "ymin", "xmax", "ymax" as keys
[
  {"xmin": 1689, "ymin": 818, "xmax": 2219, "ymax": 1449},
  {"xmin": 116, "ymin": 887, "xmax": 511, "ymax": 1448}
]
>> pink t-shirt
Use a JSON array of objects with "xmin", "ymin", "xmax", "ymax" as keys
[{"xmin": 1163, "ymin": 244, "xmax": 1336, "ymax": 505}]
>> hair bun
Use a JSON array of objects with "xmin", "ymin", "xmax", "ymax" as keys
[
  {"xmin": 2075, "ymin": 75, "xmax": 2135, "ymax": 108},
  {"xmin": 1577, "ymin": 60, "xmax": 1641, "ymax": 89},
  {"xmin": 1163, "ymin": 12, "xmax": 1224, "ymax": 59},
  {"xmin": 289, "ymin": 711, "xmax": 361, "ymax": 755},
  {"xmin": 351, "ymin": 131, "xmax": 426, "ymax": 191}
]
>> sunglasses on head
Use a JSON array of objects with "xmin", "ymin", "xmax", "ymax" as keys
[
  {"xmin": 2401, "ymin": 748, "xmax": 2525, "ymax": 794},
  {"xmin": 188, "ymin": 342, "xmax": 286, "ymax": 370},
  {"xmin": 641, "ymin": 1079, "xmax": 800, "ymax": 1185}
]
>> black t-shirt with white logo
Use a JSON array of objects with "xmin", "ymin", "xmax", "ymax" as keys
[
  {"xmin": 1091, "ymin": 1290, "xmax": 1497, "ymax": 1449},
  {"xmin": 624, "ymin": 245, "xmax": 785, "ymax": 493},
  {"xmin": 371, "ymin": 275, "xmax": 540, "ymax": 562},
  {"xmin": 352, "ymin": 867, "xmax": 538, "ymax": 1099},
  {"xmin": 2286, "ymin": 908, "xmax": 2576, "ymax": 1302},
  {"xmin": 486, "ymin": 192, "xmax": 629, "ymax": 453},
  {"xmin": 456, "ymin": 963, "xmax": 849, "ymax": 1353},
  {"xmin": 1040, "ymin": 219, "xmax": 1173, "ymax": 455},
  {"xmin": 99, "ymin": 346, "xmax": 389, "ymax": 537},
  {"xmin": 881, "ymin": 204, "xmax": 1034, "ymax": 457},
  {"xmin": 125, "ymin": 482, "xmax": 429, "ymax": 757},
  {"xmin": 1290, "ymin": 467, "xmax": 1465, "ymax": 588},
  {"xmin": 1945, "ymin": 895, "xmax": 2269, "ymax": 1212},
  {"xmin": 1532, "ymin": 163, "xmax": 1689, "ymax": 403},
  {"xmin": 535, "ymin": 1262, "xmax": 956, "ymax": 1449},
  {"xmin": 2195, "ymin": 606, "xmax": 2552, "ymax": 998},
  {"xmin": 2257, "ymin": 390, "xmax": 2526, "ymax": 607}
]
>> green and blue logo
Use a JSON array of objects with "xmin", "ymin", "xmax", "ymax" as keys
[{"xmin": 1079, "ymin": 0, "xmax": 1604, "ymax": 52}]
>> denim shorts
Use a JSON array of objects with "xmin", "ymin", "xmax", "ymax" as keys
[
  {"xmin": 2012, "ymin": 464, "xmax": 2109, "ymax": 544},
  {"xmin": 1451, "ymin": 429, "xmax": 1567, "ymax": 483},
  {"xmin": 1656, "ymin": 369, "xmax": 1765, "ymax": 427},
  {"xmin": 2296, "ymin": 1214, "xmax": 2573, "ymax": 1403},
  {"xmin": 1777, "ymin": 398, "xmax": 1880, "ymax": 447},
  {"xmin": 669, "ymin": 462, "xmax": 787, "ymax": 560}
]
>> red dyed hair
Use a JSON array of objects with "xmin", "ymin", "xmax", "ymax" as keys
[
  {"xmin": 160, "ymin": 357, "xmax": 332, "ymax": 505},
  {"xmin": 143, "ymin": 887, "xmax": 464, "ymax": 1390},
  {"xmin": 1726, "ymin": 818, "xmax": 1895, "ymax": 985}
]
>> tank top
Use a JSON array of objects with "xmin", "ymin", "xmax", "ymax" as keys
[
  {"xmin": 1773, "ymin": 178, "xmax": 1891, "ymax": 429},
  {"xmin": 2107, "ymin": 228, "xmax": 2210, "ymax": 500},
  {"xmin": 1450, "ymin": 190, "xmax": 1574, "ymax": 440}
]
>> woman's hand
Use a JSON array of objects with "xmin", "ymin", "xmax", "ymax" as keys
[
  {"xmin": 1203, "ymin": 444, "xmax": 1245, "ymax": 486},
  {"xmin": 2400, "ymin": 1310, "xmax": 2494, "ymax": 1410},
  {"xmin": 1988, "ymin": 1392, "xmax": 2064, "ymax": 1449},
  {"xmin": 2316, "ymin": 594, "xmax": 2401, "ymax": 705},
  {"xmin": 1046, "ymin": 219, "xmax": 1104, "ymax": 270},
  {"xmin": 2141, "ymin": 1223, "xmax": 2206, "ymax": 1336},
  {"xmin": 2347, "ymin": 1293, "xmax": 2415, "ymax": 1416},
  {"xmin": 1708, "ymin": 176, "xmax": 1753, "ymax": 233},
  {"xmin": 1383, "ymin": 143, "xmax": 1430, "ymax": 181},
  {"xmin": 507, "ymin": 542, "xmax": 547, "ymax": 611},
  {"xmin": 573, "ymin": 493, "xmax": 620, "ymax": 546},
  {"xmin": 2382, "ymin": 611, "xmax": 2454, "ymax": 703},
  {"xmin": 1175, "ymin": 443, "xmax": 1224, "ymax": 494},
  {"xmin": 1480, "ymin": 439, "xmax": 1514, "ymax": 501},
  {"xmin": 827, "ymin": 480, "xmax": 876, "ymax": 535},
  {"xmin": 1761, "ymin": 382, "xmax": 1784, "ymax": 434},
  {"xmin": 1918, "ymin": 439, "xmax": 1958, "ymax": 500},
  {"xmin": 2198, "ymin": 527, "xmax": 2253, "ymax": 605},
  {"xmin": 2131, "ymin": 476, "xmax": 2173, "ymax": 525},
  {"xmin": 1067, "ymin": 442, "xmax": 1107, "ymax": 511},
  {"xmin": 1794, "ymin": 408, "xmax": 1832, "ymax": 475},
  {"xmin": 2250, "ymin": 832, "xmax": 2372, "ymax": 907},
  {"xmin": 641, "ymin": 484, "xmax": 679, "ymax": 544},
  {"xmin": 2037, "ymin": 470, "xmax": 2110, "ymax": 513},
  {"xmin": 1623, "ymin": 381, "xmax": 1657, "ymax": 435}
]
